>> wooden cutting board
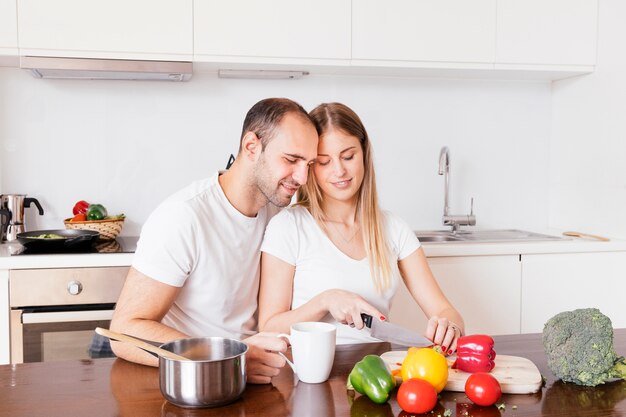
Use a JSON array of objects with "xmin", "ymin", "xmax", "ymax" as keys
[{"xmin": 381, "ymin": 351, "xmax": 542, "ymax": 394}]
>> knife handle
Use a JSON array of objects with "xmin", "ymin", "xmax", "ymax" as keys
[{"xmin": 361, "ymin": 313, "xmax": 373, "ymax": 328}]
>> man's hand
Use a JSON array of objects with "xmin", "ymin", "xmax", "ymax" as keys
[{"xmin": 243, "ymin": 332, "xmax": 289, "ymax": 384}]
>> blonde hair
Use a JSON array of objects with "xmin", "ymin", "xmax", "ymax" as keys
[{"xmin": 298, "ymin": 103, "xmax": 394, "ymax": 293}]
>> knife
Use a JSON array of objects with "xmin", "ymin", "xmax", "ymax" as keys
[{"xmin": 361, "ymin": 313, "xmax": 433, "ymax": 347}]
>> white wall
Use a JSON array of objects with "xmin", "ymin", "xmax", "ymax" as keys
[
  {"xmin": 0, "ymin": 68, "xmax": 552, "ymax": 236},
  {"xmin": 550, "ymin": 0, "xmax": 626, "ymax": 238}
]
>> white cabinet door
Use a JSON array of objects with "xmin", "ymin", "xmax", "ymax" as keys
[
  {"xmin": 194, "ymin": 0, "xmax": 350, "ymax": 62},
  {"xmin": 352, "ymin": 0, "xmax": 496, "ymax": 64},
  {"xmin": 521, "ymin": 252, "xmax": 626, "ymax": 333},
  {"xmin": 17, "ymin": 0, "xmax": 192, "ymax": 60},
  {"xmin": 389, "ymin": 255, "xmax": 521, "ymax": 337},
  {"xmin": 496, "ymin": 0, "xmax": 598, "ymax": 66},
  {"xmin": 0, "ymin": 0, "xmax": 18, "ymax": 54},
  {"xmin": 0, "ymin": 270, "xmax": 9, "ymax": 365}
]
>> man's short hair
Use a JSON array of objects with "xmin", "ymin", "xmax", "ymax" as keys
[{"xmin": 239, "ymin": 98, "xmax": 313, "ymax": 152}]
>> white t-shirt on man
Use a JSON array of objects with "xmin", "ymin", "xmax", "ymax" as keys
[
  {"xmin": 132, "ymin": 172, "xmax": 278, "ymax": 339},
  {"xmin": 260, "ymin": 206, "xmax": 421, "ymax": 344}
]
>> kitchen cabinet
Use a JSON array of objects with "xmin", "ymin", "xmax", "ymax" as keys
[
  {"xmin": 17, "ymin": 0, "xmax": 192, "ymax": 61},
  {"xmin": 0, "ymin": 249, "xmax": 134, "ymax": 366},
  {"xmin": 0, "ymin": 0, "xmax": 18, "ymax": 58},
  {"xmin": 496, "ymin": 0, "xmax": 598, "ymax": 67},
  {"xmin": 194, "ymin": 0, "xmax": 350, "ymax": 64},
  {"xmin": 0, "ymin": 270, "xmax": 8, "ymax": 365},
  {"xmin": 520, "ymin": 251, "xmax": 626, "ymax": 333},
  {"xmin": 352, "ymin": 0, "xmax": 496, "ymax": 66},
  {"xmin": 11, "ymin": 0, "xmax": 598, "ymax": 80},
  {"xmin": 390, "ymin": 255, "xmax": 522, "ymax": 336}
]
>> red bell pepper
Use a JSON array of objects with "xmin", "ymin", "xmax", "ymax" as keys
[
  {"xmin": 452, "ymin": 334, "xmax": 496, "ymax": 373},
  {"xmin": 72, "ymin": 200, "xmax": 90, "ymax": 215}
]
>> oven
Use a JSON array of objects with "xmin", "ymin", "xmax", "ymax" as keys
[{"xmin": 9, "ymin": 267, "xmax": 128, "ymax": 363}]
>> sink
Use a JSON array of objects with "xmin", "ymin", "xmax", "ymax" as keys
[
  {"xmin": 415, "ymin": 229, "xmax": 567, "ymax": 244},
  {"xmin": 415, "ymin": 235, "xmax": 464, "ymax": 243}
]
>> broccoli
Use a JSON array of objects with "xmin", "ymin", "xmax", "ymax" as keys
[{"xmin": 542, "ymin": 308, "xmax": 626, "ymax": 386}]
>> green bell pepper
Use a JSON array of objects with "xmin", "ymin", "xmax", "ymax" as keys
[
  {"xmin": 86, "ymin": 204, "xmax": 108, "ymax": 220},
  {"xmin": 348, "ymin": 354, "xmax": 396, "ymax": 404}
]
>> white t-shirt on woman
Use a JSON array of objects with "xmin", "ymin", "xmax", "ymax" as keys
[{"xmin": 260, "ymin": 206, "xmax": 421, "ymax": 344}]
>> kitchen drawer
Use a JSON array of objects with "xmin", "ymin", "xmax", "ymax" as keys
[{"xmin": 9, "ymin": 267, "xmax": 129, "ymax": 307}]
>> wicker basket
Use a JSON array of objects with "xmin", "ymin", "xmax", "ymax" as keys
[{"xmin": 64, "ymin": 217, "xmax": 124, "ymax": 240}]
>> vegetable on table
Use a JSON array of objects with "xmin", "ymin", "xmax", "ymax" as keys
[
  {"xmin": 396, "ymin": 378, "xmax": 438, "ymax": 414},
  {"xmin": 464, "ymin": 372, "xmax": 502, "ymax": 406},
  {"xmin": 453, "ymin": 334, "xmax": 497, "ymax": 373},
  {"xmin": 543, "ymin": 307, "xmax": 626, "ymax": 386},
  {"xmin": 401, "ymin": 347, "xmax": 448, "ymax": 393},
  {"xmin": 72, "ymin": 200, "xmax": 90, "ymax": 215},
  {"xmin": 86, "ymin": 204, "xmax": 108, "ymax": 221},
  {"xmin": 347, "ymin": 355, "xmax": 396, "ymax": 404}
]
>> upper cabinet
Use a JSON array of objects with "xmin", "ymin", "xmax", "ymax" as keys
[
  {"xmin": 8, "ymin": 0, "xmax": 599, "ymax": 80},
  {"xmin": 194, "ymin": 0, "xmax": 351, "ymax": 64},
  {"xmin": 17, "ymin": 0, "xmax": 192, "ymax": 61},
  {"xmin": 352, "ymin": 0, "xmax": 496, "ymax": 66},
  {"xmin": 0, "ymin": 0, "xmax": 18, "ymax": 56},
  {"xmin": 351, "ymin": 0, "xmax": 597, "ymax": 77},
  {"xmin": 496, "ymin": 0, "xmax": 598, "ymax": 67}
]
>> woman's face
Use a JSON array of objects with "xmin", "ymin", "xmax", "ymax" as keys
[{"xmin": 312, "ymin": 128, "xmax": 365, "ymax": 204}]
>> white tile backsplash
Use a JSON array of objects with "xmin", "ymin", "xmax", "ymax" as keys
[{"xmin": 0, "ymin": 68, "xmax": 552, "ymax": 236}]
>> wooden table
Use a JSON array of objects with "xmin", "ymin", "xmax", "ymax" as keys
[{"xmin": 1, "ymin": 330, "xmax": 626, "ymax": 417}]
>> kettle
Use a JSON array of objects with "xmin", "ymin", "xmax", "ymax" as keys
[{"xmin": 0, "ymin": 194, "xmax": 45, "ymax": 242}]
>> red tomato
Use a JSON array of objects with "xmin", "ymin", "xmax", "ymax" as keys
[
  {"xmin": 396, "ymin": 378, "xmax": 438, "ymax": 414},
  {"xmin": 465, "ymin": 372, "xmax": 502, "ymax": 406}
]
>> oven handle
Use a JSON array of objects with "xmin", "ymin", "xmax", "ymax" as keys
[{"xmin": 21, "ymin": 309, "xmax": 114, "ymax": 324}]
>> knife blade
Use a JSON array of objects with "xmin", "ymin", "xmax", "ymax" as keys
[{"xmin": 361, "ymin": 313, "xmax": 433, "ymax": 347}]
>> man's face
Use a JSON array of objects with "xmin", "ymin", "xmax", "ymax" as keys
[{"xmin": 253, "ymin": 114, "xmax": 318, "ymax": 207}]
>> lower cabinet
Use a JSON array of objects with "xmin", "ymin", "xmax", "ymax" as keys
[
  {"xmin": 520, "ymin": 251, "xmax": 626, "ymax": 333},
  {"xmin": 389, "ymin": 255, "xmax": 522, "ymax": 336}
]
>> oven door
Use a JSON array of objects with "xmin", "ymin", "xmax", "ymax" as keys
[{"xmin": 10, "ymin": 304, "xmax": 116, "ymax": 363}]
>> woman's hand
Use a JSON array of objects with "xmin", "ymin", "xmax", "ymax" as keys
[
  {"xmin": 425, "ymin": 316, "xmax": 462, "ymax": 355},
  {"xmin": 321, "ymin": 289, "xmax": 385, "ymax": 329}
]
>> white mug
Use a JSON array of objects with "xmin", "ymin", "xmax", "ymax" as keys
[{"xmin": 277, "ymin": 322, "xmax": 336, "ymax": 383}]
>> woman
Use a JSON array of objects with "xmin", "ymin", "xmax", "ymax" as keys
[{"xmin": 258, "ymin": 103, "xmax": 464, "ymax": 352}]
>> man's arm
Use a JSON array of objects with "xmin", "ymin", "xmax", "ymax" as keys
[
  {"xmin": 110, "ymin": 267, "xmax": 289, "ymax": 384},
  {"xmin": 110, "ymin": 267, "xmax": 187, "ymax": 366}
]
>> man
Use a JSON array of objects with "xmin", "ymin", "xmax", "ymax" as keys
[{"xmin": 110, "ymin": 98, "xmax": 319, "ymax": 383}]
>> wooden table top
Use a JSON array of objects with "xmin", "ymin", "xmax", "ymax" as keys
[{"xmin": 1, "ymin": 330, "xmax": 625, "ymax": 417}]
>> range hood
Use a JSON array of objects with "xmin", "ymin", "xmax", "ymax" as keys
[{"xmin": 20, "ymin": 56, "xmax": 192, "ymax": 81}]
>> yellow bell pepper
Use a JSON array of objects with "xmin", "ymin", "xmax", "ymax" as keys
[{"xmin": 401, "ymin": 347, "xmax": 449, "ymax": 393}]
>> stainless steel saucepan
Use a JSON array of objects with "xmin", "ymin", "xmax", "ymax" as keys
[{"xmin": 96, "ymin": 328, "xmax": 248, "ymax": 408}]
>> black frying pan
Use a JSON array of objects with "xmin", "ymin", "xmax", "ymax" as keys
[{"xmin": 16, "ymin": 229, "xmax": 99, "ymax": 252}]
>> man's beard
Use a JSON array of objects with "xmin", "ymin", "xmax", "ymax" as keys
[{"xmin": 253, "ymin": 156, "xmax": 299, "ymax": 208}]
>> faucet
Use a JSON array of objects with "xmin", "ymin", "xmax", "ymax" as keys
[{"xmin": 438, "ymin": 146, "xmax": 476, "ymax": 233}]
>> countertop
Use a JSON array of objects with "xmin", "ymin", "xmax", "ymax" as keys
[
  {"xmin": 2, "ymin": 232, "xmax": 625, "ymax": 269},
  {"xmin": 0, "ymin": 240, "xmax": 135, "ymax": 269},
  {"xmin": 421, "ymin": 236, "xmax": 626, "ymax": 258},
  {"xmin": 1, "ymin": 330, "xmax": 625, "ymax": 417}
]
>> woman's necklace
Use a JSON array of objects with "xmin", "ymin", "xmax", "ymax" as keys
[{"xmin": 326, "ymin": 220, "xmax": 361, "ymax": 243}]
